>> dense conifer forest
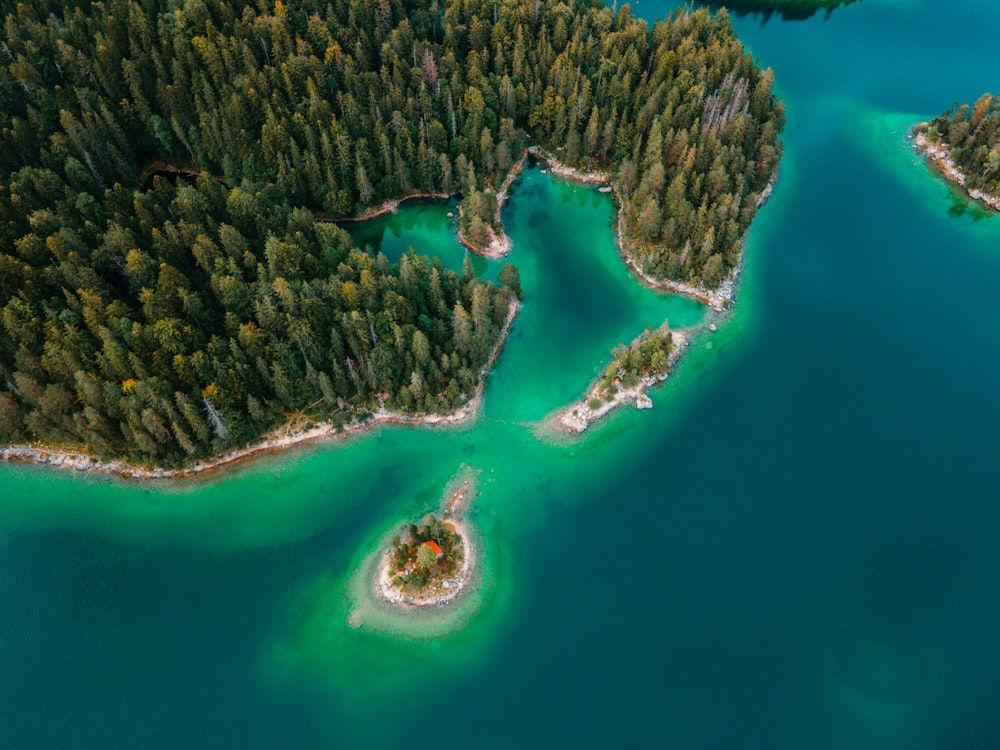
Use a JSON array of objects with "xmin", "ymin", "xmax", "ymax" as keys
[
  {"xmin": 919, "ymin": 94, "xmax": 1000, "ymax": 198},
  {"xmin": 0, "ymin": 0, "xmax": 782, "ymax": 466}
]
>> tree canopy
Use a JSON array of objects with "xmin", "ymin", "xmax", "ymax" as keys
[
  {"xmin": 388, "ymin": 514, "xmax": 463, "ymax": 592},
  {"xmin": 0, "ymin": 0, "xmax": 783, "ymax": 466},
  {"xmin": 596, "ymin": 326, "xmax": 673, "ymax": 398}
]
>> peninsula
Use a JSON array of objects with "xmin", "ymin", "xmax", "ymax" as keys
[
  {"xmin": 375, "ymin": 470, "xmax": 478, "ymax": 608},
  {"xmin": 558, "ymin": 326, "xmax": 687, "ymax": 434},
  {"xmin": 913, "ymin": 95, "xmax": 1000, "ymax": 212},
  {"xmin": 0, "ymin": 0, "xmax": 782, "ymax": 472}
]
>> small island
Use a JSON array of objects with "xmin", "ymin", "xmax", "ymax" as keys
[
  {"xmin": 376, "ymin": 472, "xmax": 476, "ymax": 608},
  {"xmin": 913, "ymin": 94, "xmax": 1000, "ymax": 212},
  {"xmin": 559, "ymin": 326, "xmax": 688, "ymax": 433}
]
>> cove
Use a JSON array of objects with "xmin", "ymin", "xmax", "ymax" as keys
[{"xmin": 6, "ymin": 1, "xmax": 1000, "ymax": 748}]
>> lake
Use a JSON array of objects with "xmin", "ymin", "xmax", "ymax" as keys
[{"xmin": 3, "ymin": 1, "xmax": 1000, "ymax": 747}]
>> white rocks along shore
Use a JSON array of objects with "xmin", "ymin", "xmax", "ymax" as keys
[
  {"xmin": 1, "ymin": 300, "xmax": 519, "ymax": 481},
  {"xmin": 913, "ymin": 129, "xmax": 1000, "ymax": 211},
  {"xmin": 374, "ymin": 470, "xmax": 477, "ymax": 608},
  {"xmin": 558, "ymin": 330, "xmax": 689, "ymax": 434}
]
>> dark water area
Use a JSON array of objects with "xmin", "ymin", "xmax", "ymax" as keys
[
  {"xmin": 4, "ymin": 1, "xmax": 1000, "ymax": 747},
  {"xmin": 701, "ymin": 0, "xmax": 861, "ymax": 22}
]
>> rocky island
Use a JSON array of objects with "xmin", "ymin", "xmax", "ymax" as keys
[{"xmin": 376, "ymin": 471, "xmax": 477, "ymax": 608}]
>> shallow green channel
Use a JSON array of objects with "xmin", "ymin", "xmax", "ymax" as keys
[{"xmin": 4, "ymin": 1, "xmax": 1000, "ymax": 747}]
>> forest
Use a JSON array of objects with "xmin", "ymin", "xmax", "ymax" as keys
[
  {"xmin": 921, "ymin": 94, "xmax": 1000, "ymax": 199},
  {"xmin": 0, "ymin": 0, "xmax": 782, "ymax": 466}
]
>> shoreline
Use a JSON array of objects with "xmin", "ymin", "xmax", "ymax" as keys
[
  {"xmin": 374, "ymin": 468, "xmax": 478, "ymax": 608},
  {"xmin": 617, "ymin": 180, "xmax": 774, "ymax": 312},
  {"xmin": 1, "ymin": 300, "xmax": 519, "ymax": 481},
  {"xmin": 527, "ymin": 146, "xmax": 611, "ymax": 185},
  {"xmin": 330, "ymin": 192, "xmax": 452, "ymax": 224},
  {"xmin": 555, "ymin": 330, "xmax": 690, "ymax": 434},
  {"xmin": 912, "ymin": 127, "xmax": 1000, "ymax": 211},
  {"xmin": 527, "ymin": 146, "xmax": 774, "ymax": 312}
]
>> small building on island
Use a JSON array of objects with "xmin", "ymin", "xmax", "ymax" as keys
[{"xmin": 423, "ymin": 540, "xmax": 444, "ymax": 559}]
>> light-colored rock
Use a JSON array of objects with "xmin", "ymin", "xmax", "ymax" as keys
[
  {"xmin": 915, "ymin": 129, "xmax": 1000, "ymax": 211},
  {"xmin": 557, "ymin": 331, "xmax": 688, "ymax": 433}
]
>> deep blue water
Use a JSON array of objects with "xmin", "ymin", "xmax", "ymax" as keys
[{"xmin": 4, "ymin": 1, "xmax": 1000, "ymax": 748}]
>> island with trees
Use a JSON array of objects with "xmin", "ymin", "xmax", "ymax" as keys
[
  {"xmin": 559, "ymin": 326, "xmax": 687, "ymax": 433},
  {"xmin": 376, "ymin": 469, "xmax": 476, "ymax": 608},
  {"xmin": 0, "ymin": 0, "xmax": 782, "ymax": 474},
  {"xmin": 913, "ymin": 95, "xmax": 1000, "ymax": 212}
]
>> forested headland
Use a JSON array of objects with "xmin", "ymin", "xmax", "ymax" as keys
[
  {"xmin": 558, "ymin": 325, "xmax": 685, "ymax": 434},
  {"xmin": 915, "ymin": 94, "xmax": 1000, "ymax": 207},
  {"xmin": 0, "ymin": 0, "xmax": 782, "ymax": 468}
]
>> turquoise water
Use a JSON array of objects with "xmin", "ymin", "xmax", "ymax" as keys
[
  {"xmin": 343, "ymin": 198, "xmax": 469, "ymax": 271},
  {"xmin": 4, "ymin": 1, "xmax": 1000, "ymax": 747}
]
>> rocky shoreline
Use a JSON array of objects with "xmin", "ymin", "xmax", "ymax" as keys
[
  {"xmin": 618, "ymin": 179, "xmax": 774, "ymax": 312},
  {"xmin": 331, "ymin": 192, "xmax": 452, "ymax": 224},
  {"xmin": 527, "ymin": 146, "xmax": 610, "ymax": 185},
  {"xmin": 457, "ymin": 151, "xmax": 530, "ymax": 259},
  {"xmin": 1, "ymin": 300, "xmax": 519, "ymax": 481},
  {"xmin": 557, "ymin": 330, "xmax": 689, "ymax": 434},
  {"xmin": 912, "ymin": 128, "xmax": 1000, "ymax": 211}
]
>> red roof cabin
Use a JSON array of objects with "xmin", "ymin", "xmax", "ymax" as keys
[{"xmin": 423, "ymin": 540, "xmax": 445, "ymax": 558}]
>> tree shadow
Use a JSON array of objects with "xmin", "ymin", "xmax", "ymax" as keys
[{"xmin": 699, "ymin": 0, "xmax": 862, "ymax": 23}]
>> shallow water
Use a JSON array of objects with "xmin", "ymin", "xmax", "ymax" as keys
[{"xmin": 4, "ymin": 1, "xmax": 1000, "ymax": 747}]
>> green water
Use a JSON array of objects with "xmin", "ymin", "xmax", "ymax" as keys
[{"xmin": 4, "ymin": 1, "xmax": 1000, "ymax": 747}]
